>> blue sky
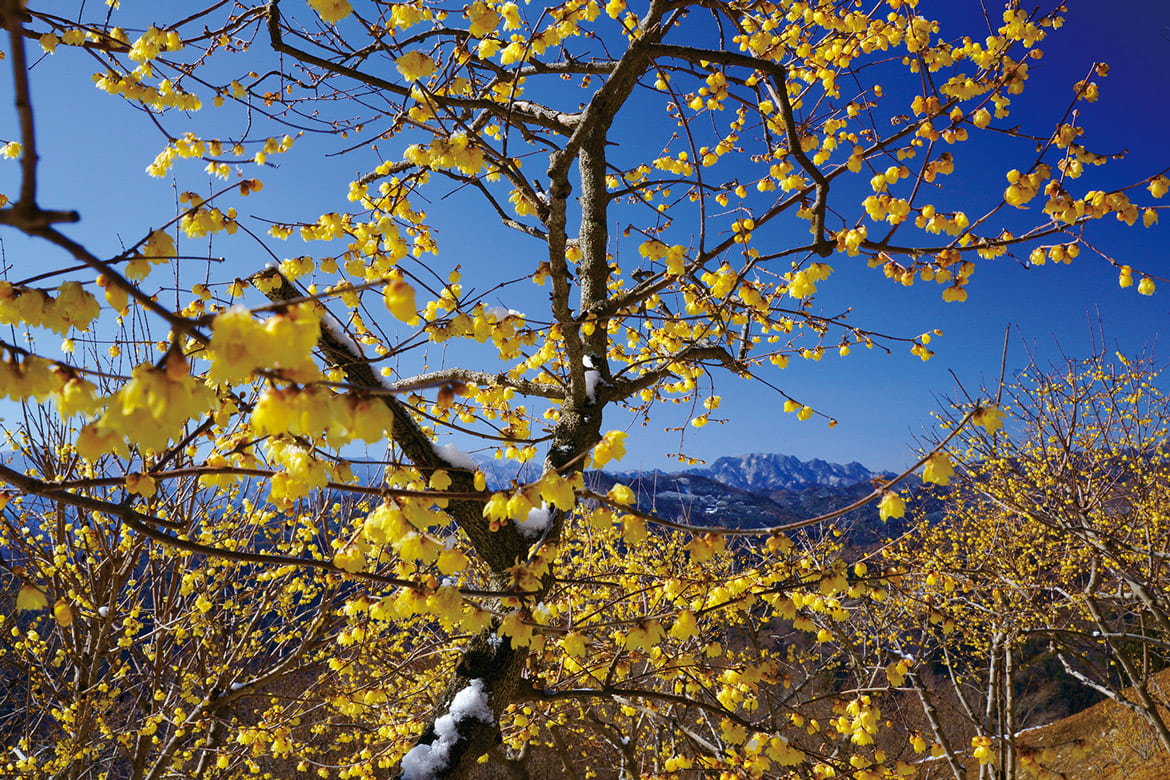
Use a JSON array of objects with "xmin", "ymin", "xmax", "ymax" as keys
[{"xmin": 1, "ymin": 1, "xmax": 1168, "ymax": 473}]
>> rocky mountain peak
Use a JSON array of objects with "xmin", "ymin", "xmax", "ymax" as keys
[{"xmin": 684, "ymin": 452, "xmax": 878, "ymax": 492}]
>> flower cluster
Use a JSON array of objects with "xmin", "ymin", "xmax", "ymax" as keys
[
  {"xmin": 208, "ymin": 304, "xmax": 321, "ymax": 384},
  {"xmin": 78, "ymin": 356, "xmax": 216, "ymax": 458},
  {"xmin": 251, "ymin": 387, "xmax": 394, "ymax": 445},
  {"xmin": 0, "ymin": 281, "xmax": 100, "ymax": 335}
]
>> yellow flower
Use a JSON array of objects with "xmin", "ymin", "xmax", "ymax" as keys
[
  {"xmin": 17, "ymin": 583, "xmax": 48, "ymax": 611},
  {"xmin": 333, "ymin": 542, "xmax": 366, "ymax": 573},
  {"xmin": 54, "ymin": 281, "xmax": 101, "ymax": 333},
  {"xmin": 941, "ymin": 284, "xmax": 967, "ymax": 303},
  {"xmin": 670, "ymin": 609, "xmax": 697, "ymax": 640},
  {"xmin": 396, "ymin": 51, "xmax": 437, "ymax": 82},
  {"xmin": 483, "ymin": 492, "xmax": 510, "ymax": 523},
  {"xmin": 972, "ymin": 405, "xmax": 1004, "ymax": 433},
  {"xmin": 538, "ymin": 471, "xmax": 579, "ymax": 510},
  {"xmin": 499, "ymin": 611, "xmax": 533, "ymax": 646},
  {"xmin": 1139, "ymin": 276, "xmax": 1156, "ymax": 296},
  {"xmin": 384, "ymin": 280, "xmax": 419, "ymax": 324},
  {"xmin": 878, "ymin": 491, "xmax": 905, "ymax": 521},
  {"xmin": 609, "ymin": 483, "xmax": 635, "ymax": 505},
  {"xmin": 786, "ymin": 270, "xmax": 816, "ymax": 299},
  {"xmin": 308, "ymin": 0, "xmax": 353, "ymax": 23},
  {"xmin": 467, "ymin": 1, "xmax": 500, "ymax": 37},
  {"xmin": 922, "ymin": 453, "xmax": 954, "ymax": 486},
  {"xmin": 143, "ymin": 229, "xmax": 176, "ymax": 260},
  {"xmin": 592, "ymin": 431, "xmax": 628, "ymax": 468},
  {"xmin": 437, "ymin": 548, "xmax": 469, "ymax": 575},
  {"xmin": 53, "ymin": 599, "xmax": 74, "ymax": 627},
  {"xmin": 346, "ymin": 396, "xmax": 394, "ymax": 443},
  {"xmin": 972, "ymin": 736, "xmax": 993, "ymax": 765},
  {"xmin": 207, "ymin": 307, "xmax": 264, "ymax": 383},
  {"xmin": 362, "ymin": 502, "xmax": 407, "ymax": 545},
  {"xmin": 499, "ymin": 2, "xmax": 522, "ymax": 29},
  {"xmin": 638, "ymin": 239, "xmax": 668, "ymax": 260},
  {"xmin": 52, "ymin": 376, "xmax": 101, "ymax": 419},
  {"xmin": 126, "ymin": 473, "xmax": 157, "ymax": 498},
  {"xmin": 620, "ymin": 514, "xmax": 647, "ymax": 545},
  {"xmin": 562, "ymin": 631, "xmax": 586, "ymax": 657}
]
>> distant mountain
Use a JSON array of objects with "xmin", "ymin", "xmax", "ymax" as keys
[
  {"xmin": 683, "ymin": 452, "xmax": 880, "ymax": 492},
  {"xmin": 592, "ymin": 452, "xmax": 920, "ymax": 542},
  {"xmin": 475, "ymin": 451, "xmax": 903, "ymax": 533},
  {"xmin": 586, "ymin": 470, "xmax": 798, "ymax": 529}
]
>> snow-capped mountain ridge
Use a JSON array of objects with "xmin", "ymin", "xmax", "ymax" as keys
[{"xmin": 683, "ymin": 452, "xmax": 878, "ymax": 492}]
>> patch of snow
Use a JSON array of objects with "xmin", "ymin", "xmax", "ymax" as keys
[
  {"xmin": 401, "ymin": 742, "xmax": 446, "ymax": 780},
  {"xmin": 434, "ymin": 443, "xmax": 477, "ymax": 471},
  {"xmin": 230, "ymin": 681, "xmax": 245, "ymax": 691},
  {"xmin": 516, "ymin": 503, "xmax": 551, "ymax": 539},
  {"xmin": 484, "ymin": 305, "xmax": 524, "ymax": 321},
  {"xmin": 318, "ymin": 311, "xmax": 364, "ymax": 358},
  {"xmin": 449, "ymin": 679, "xmax": 494, "ymax": 723},
  {"xmin": 97, "ymin": 606, "xmax": 109, "ymax": 618},
  {"xmin": 584, "ymin": 370, "xmax": 601, "ymax": 402},
  {"xmin": 400, "ymin": 680, "xmax": 493, "ymax": 780}
]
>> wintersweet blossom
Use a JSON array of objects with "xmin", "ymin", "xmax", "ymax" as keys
[
  {"xmin": 467, "ymin": 1, "xmax": 500, "ymax": 37},
  {"xmin": 396, "ymin": 51, "xmax": 437, "ymax": 82},
  {"xmin": 17, "ymin": 583, "xmax": 48, "ymax": 611},
  {"xmin": 592, "ymin": 431, "xmax": 628, "ymax": 468},
  {"xmin": 309, "ymin": 0, "xmax": 352, "ymax": 23},
  {"xmin": 384, "ymin": 280, "xmax": 419, "ymax": 324},
  {"xmin": 53, "ymin": 599, "xmax": 74, "ymax": 627},
  {"xmin": 972, "ymin": 405, "xmax": 1004, "ymax": 433},
  {"xmin": 609, "ymin": 483, "xmax": 635, "ymax": 505},
  {"xmin": 922, "ymin": 453, "xmax": 954, "ymax": 486},
  {"xmin": 878, "ymin": 491, "xmax": 905, "ymax": 521}
]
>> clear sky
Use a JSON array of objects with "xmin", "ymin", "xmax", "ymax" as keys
[{"xmin": 1, "ymin": 1, "xmax": 1168, "ymax": 473}]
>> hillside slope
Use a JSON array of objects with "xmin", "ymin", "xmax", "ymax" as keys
[{"xmin": 923, "ymin": 670, "xmax": 1170, "ymax": 780}]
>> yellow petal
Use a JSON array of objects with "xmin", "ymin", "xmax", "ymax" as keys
[{"xmin": 17, "ymin": 584, "xmax": 49, "ymax": 611}]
